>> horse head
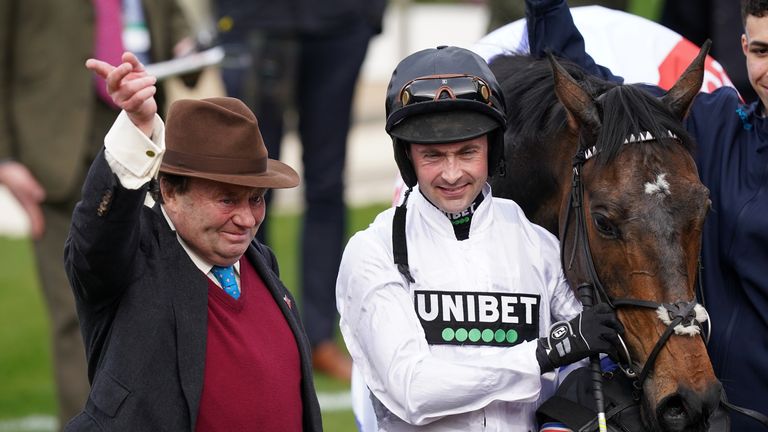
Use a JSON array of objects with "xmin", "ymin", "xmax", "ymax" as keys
[
  {"xmin": 489, "ymin": 43, "xmax": 720, "ymax": 431},
  {"xmin": 549, "ymin": 43, "xmax": 719, "ymax": 431}
]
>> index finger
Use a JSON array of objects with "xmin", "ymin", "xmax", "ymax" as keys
[{"xmin": 85, "ymin": 58, "xmax": 116, "ymax": 80}]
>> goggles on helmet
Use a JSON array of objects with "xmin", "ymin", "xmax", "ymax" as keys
[{"xmin": 398, "ymin": 74, "xmax": 492, "ymax": 107}]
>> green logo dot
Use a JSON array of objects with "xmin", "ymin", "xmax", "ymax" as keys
[
  {"xmin": 442, "ymin": 328, "xmax": 455, "ymax": 342},
  {"xmin": 468, "ymin": 328, "xmax": 481, "ymax": 342},
  {"xmin": 506, "ymin": 329, "xmax": 519, "ymax": 344},
  {"xmin": 494, "ymin": 329, "xmax": 506, "ymax": 343},
  {"xmin": 455, "ymin": 328, "xmax": 468, "ymax": 342},
  {"xmin": 481, "ymin": 329, "xmax": 495, "ymax": 342}
]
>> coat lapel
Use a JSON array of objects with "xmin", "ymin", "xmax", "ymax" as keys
[{"xmin": 154, "ymin": 206, "xmax": 208, "ymax": 430}]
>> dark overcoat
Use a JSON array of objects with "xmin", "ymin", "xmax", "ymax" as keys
[{"xmin": 65, "ymin": 151, "xmax": 323, "ymax": 431}]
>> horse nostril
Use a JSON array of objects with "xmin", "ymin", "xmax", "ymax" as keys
[
  {"xmin": 658, "ymin": 395, "xmax": 692, "ymax": 432},
  {"xmin": 656, "ymin": 384, "xmax": 721, "ymax": 432}
]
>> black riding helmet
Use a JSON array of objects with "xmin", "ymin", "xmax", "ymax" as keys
[{"xmin": 385, "ymin": 45, "xmax": 508, "ymax": 188}]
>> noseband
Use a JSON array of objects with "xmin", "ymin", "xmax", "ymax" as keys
[{"xmin": 561, "ymin": 131, "xmax": 710, "ymax": 389}]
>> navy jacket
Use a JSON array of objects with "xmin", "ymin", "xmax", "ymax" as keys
[
  {"xmin": 64, "ymin": 151, "xmax": 323, "ymax": 431},
  {"xmin": 524, "ymin": 0, "xmax": 768, "ymax": 429}
]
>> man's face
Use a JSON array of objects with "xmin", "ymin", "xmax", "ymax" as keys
[
  {"xmin": 743, "ymin": 14, "xmax": 768, "ymax": 108},
  {"xmin": 162, "ymin": 177, "xmax": 266, "ymax": 266},
  {"xmin": 410, "ymin": 135, "xmax": 489, "ymax": 214}
]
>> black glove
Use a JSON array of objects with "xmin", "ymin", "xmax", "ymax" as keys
[{"xmin": 536, "ymin": 303, "xmax": 624, "ymax": 373}]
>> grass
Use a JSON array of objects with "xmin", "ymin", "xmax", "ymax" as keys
[
  {"xmin": 0, "ymin": 239, "xmax": 56, "ymax": 418},
  {"xmin": 629, "ymin": 0, "xmax": 662, "ymax": 20},
  {"xmin": 0, "ymin": 202, "xmax": 389, "ymax": 432}
]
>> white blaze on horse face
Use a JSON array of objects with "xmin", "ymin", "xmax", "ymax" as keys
[{"xmin": 644, "ymin": 173, "xmax": 671, "ymax": 197}]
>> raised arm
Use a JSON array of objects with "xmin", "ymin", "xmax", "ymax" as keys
[
  {"xmin": 66, "ymin": 52, "xmax": 163, "ymax": 305},
  {"xmin": 525, "ymin": 0, "xmax": 623, "ymax": 83}
]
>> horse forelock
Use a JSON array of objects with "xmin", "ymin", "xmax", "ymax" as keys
[{"xmin": 591, "ymin": 84, "xmax": 695, "ymax": 166}]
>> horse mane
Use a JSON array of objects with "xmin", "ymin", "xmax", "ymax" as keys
[{"xmin": 489, "ymin": 54, "xmax": 695, "ymax": 165}]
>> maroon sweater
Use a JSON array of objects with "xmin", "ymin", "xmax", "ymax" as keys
[{"xmin": 195, "ymin": 257, "xmax": 303, "ymax": 431}]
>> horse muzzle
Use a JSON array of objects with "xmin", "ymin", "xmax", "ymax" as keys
[{"xmin": 653, "ymin": 382, "xmax": 722, "ymax": 432}]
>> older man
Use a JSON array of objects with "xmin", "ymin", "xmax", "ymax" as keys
[{"xmin": 64, "ymin": 52, "xmax": 322, "ymax": 431}]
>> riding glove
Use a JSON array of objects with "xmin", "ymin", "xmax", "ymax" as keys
[{"xmin": 536, "ymin": 303, "xmax": 624, "ymax": 373}]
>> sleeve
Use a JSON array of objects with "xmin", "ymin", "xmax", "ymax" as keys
[
  {"xmin": 104, "ymin": 110, "xmax": 165, "ymax": 189},
  {"xmin": 65, "ymin": 149, "xmax": 148, "ymax": 306},
  {"xmin": 525, "ymin": 0, "xmax": 623, "ymax": 83},
  {"xmin": 337, "ymin": 231, "xmax": 545, "ymax": 426},
  {"xmin": 535, "ymin": 225, "xmax": 582, "ymax": 322},
  {"xmin": 683, "ymin": 87, "xmax": 741, "ymax": 168},
  {"xmin": 547, "ymin": 267, "xmax": 581, "ymax": 323},
  {"xmin": 65, "ymin": 113, "xmax": 165, "ymax": 305}
]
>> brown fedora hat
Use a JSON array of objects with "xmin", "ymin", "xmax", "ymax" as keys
[{"xmin": 161, "ymin": 97, "xmax": 299, "ymax": 189}]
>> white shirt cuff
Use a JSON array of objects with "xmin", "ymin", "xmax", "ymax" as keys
[{"xmin": 104, "ymin": 111, "xmax": 165, "ymax": 190}]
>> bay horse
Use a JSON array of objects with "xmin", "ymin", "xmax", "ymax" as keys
[{"xmin": 488, "ymin": 47, "xmax": 720, "ymax": 431}]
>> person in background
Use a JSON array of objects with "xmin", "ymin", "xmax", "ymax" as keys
[
  {"xmin": 336, "ymin": 45, "xmax": 624, "ymax": 431},
  {"xmin": 0, "ymin": 1, "xmax": 196, "ymax": 427},
  {"xmin": 65, "ymin": 51, "xmax": 322, "ymax": 431},
  {"xmin": 660, "ymin": 0, "xmax": 756, "ymax": 102},
  {"xmin": 211, "ymin": 0, "xmax": 387, "ymax": 382},
  {"xmin": 526, "ymin": 0, "xmax": 768, "ymax": 428}
]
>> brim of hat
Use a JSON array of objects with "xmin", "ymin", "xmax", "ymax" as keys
[
  {"xmin": 160, "ymin": 159, "xmax": 300, "ymax": 189},
  {"xmin": 388, "ymin": 110, "xmax": 500, "ymax": 144}
]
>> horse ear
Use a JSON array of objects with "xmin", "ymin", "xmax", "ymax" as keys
[
  {"xmin": 661, "ymin": 39, "xmax": 711, "ymax": 120},
  {"xmin": 548, "ymin": 53, "xmax": 601, "ymax": 134}
]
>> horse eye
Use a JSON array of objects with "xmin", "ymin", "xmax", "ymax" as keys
[{"xmin": 592, "ymin": 213, "xmax": 619, "ymax": 238}]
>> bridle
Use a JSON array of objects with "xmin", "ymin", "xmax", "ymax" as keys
[
  {"xmin": 560, "ymin": 130, "xmax": 710, "ymax": 389},
  {"xmin": 560, "ymin": 131, "xmax": 768, "ymax": 429}
]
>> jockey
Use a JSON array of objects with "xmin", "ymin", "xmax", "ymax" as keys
[
  {"xmin": 523, "ymin": 0, "xmax": 768, "ymax": 429},
  {"xmin": 335, "ymin": 45, "xmax": 624, "ymax": 431}
]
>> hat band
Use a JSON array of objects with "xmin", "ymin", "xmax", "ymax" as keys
[{"xmin": 162, "ymin": 148, "xmax": 267, "ymax": 175}]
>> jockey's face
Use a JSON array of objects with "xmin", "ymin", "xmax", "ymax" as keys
[
  {"xmin": 410, "ymin": 135, "xmax": 488, "ymax": 214},
  {"xmin": 743, "ymin": 13, "xmax": 768, "ymax": 110}
]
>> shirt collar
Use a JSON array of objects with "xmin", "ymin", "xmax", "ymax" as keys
[{"xmin": 412, "ymin": 183, "xmax": 493, "ymax": 237}]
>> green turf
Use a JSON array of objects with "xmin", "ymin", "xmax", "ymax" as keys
[
  {"xmin": 0, "ymin": 202, "xmax": 389, "ymax": 431},
  {"xmin": 629, "ymin": 0, "xmax": 662, "ymax": 20},
  {"xmin": 0, "ymin": 237, "xmax": 56, "ymax": 419}
]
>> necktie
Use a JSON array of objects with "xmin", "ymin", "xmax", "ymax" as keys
[
  {"xmin": 93, "ymin": 0, "xmax": 124, "ymax": 108},
  {"xmin": 211, "ymin": 266, "xmax": 240, "ymax": 300}
]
